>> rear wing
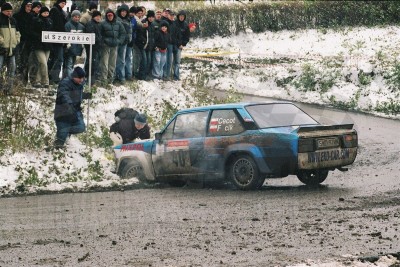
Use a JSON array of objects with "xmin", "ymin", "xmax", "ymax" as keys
[{"xmin": 296, "ymin": 124, "xmax": 354, "ymax": 133}]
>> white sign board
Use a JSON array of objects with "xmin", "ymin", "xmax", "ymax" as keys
[{"xmin": 41, "ymin": 31, "xmax": 95, "ymax": 45}]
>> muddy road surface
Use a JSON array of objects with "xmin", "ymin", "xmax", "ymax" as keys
[{"xmin": 0, "ymin": 103, "xmax": 399, "ymax": 266}]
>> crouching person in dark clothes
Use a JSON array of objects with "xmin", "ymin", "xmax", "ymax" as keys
[
  {"xmin": 53, "ymin": 66, "xmax": 92, "ymax": 149},
  {"xmin": 109, "ymin": 108, "xmax": 150, "ymax": 145}
]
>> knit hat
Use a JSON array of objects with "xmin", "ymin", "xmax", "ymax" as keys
[
  {"xmin": 40, "ymin": 6, "xmax": 49, "ymax": 14},
  {"xmin": 32, "ymin": 2, "xmax": 42, "ymax": 9},
  {"xmin": 71, "ymin": 67, "xmax": 85, "ymax": 78},
  {"xmin": 147, "ymin": 10, "xmax": 155, "ymax": 18},
  {"xmin": 1, "ymin": 2, "xmax": 13, "ymax": 11},
  {"xmin": 105, "ymin": 9, "xmax": 114, "ymax": 15},
  {"xmin": 56, "ymin": 0, "xmax": 66, "ymax": 4},
  {"xmin": 91, "ymin": 10, "xmax": 101, "ymax": 18},
  {"xmin": 134, "ymin": 113, "xmax": 147, "ymax": 125},
  {"xmin": 71, "ymin": 9, "xmax": 81, "ymax": 17},
  {"xmin": 88, "ymin": 1, "xmax": 97, "ymax": 11}
]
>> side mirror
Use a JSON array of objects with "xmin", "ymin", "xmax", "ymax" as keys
[{"xmin": 155, "ymin": 132, "xmax": 162, "ymax": 140}]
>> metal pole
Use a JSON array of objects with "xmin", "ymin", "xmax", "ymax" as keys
[{"xmin": 86, "ymin": 40, "xmax": 93, "ymax": 147}]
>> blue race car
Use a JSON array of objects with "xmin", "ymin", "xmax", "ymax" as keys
[{"xmin": 113, "ymin": 102, "xmax": 358, "ymax": 190}]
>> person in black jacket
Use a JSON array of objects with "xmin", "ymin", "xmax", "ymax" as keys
[
  {"xmin": 173, "ymin": 10, "xmax": 190, "ymax": 81},
  {"xmin": 12, "ymin": 0, "xmax": 33, "ymax": 84},
  {"xmin": 152, "ymin": 20, "xmax": 169, "ymax": 80},
  {"xmin": 48, "ymin": 0, "xmax": 67, "ymax": 85},
  {"xmin": 109, "ymin": 108, "xmax": 150, "ymax": 145},
  {"xmin": 53, "ymin": 66, "xmax": 92, "ymax": 148},
  {"xmin": 84, "ymin": 10, "xmax": 102, "ymax": 85},
  {"xmin": 30, "ymin": 6, "xmax": 53, "ymax": 88}
]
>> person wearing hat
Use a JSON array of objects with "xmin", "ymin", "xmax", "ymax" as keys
[
  {"xmin": 109, "ymin": 108, "xmax": 150, "ymax": 145},
  {"xmin": 30, "ymin": 6, "xmax": 53, "ymax": 89},
  {"xmin": 80, "ymin": 1, "xmax": 96, "ymax": 25},
  {"xmin": 172, "ymin": 10, "xmax": 191, "ymax": 81},
  {"xmin": 152, "ymin": 20, "xmax": 169, "ymax": 80},
  {"xmin": 48, "ymin": 0, "xmax": 68, "ymax": 85},
  {"xmin": 63, "ymin": 9, "xmax": 84, "ymax": 78},
  {"xmin": 0, "ymin": 2, "xmax": 21, "ymax": 95},
  {"xmin": 114, "ymin": 4, "xmax": 132, "ymax": 85},
  {"xmin": 31, "ymin": 1, "xmax": 42, "ymax": 16},
  {"xmin": 12, "ymin": 0, "xmax": 33, "ymax": 84},
  {"xmin": 99, "ymin": 9, "xmax": 126, "ymax": 85},
  {"xmin": 84, "ymin": 10, "xmax": 102, "ymax": 85},
  {"xmin": 53, "ymin": 66, "xmax": 92, "ymax": 148}
]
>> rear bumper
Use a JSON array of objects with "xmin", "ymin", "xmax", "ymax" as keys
[{"xmin": 298, "ymin": 147, "xmax": 357, "ymax": 169}]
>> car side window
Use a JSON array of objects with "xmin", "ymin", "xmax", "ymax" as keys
[
  {"xmin": 162, "ymin": 120, "xmax": 175, "ymax": 140},
  {"xmin": 208, "ymin": 109, "xmax": 244, "ymax": 136},
  {"xmin": 173, "ymin": 111, "xmax": 208, "ymax": 139}
]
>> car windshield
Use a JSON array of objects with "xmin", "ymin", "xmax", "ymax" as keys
[{"xmin": 245, "ymin": 103, "xmax": 318, "ymax": 128}]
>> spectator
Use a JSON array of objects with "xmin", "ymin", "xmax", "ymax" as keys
[
  {"xmin": 31, "ymin": 1, "xmax": 42, "ymax": 15},
  {"xmin": 27, "ymin": 1, "xmax": 42, "ymax": 85},
  {"xmin": 152, "ymin": 20, "xmax": 169, "ymax": 80},
  {"xmin": 115, "ymin": 4, "xmax": 132, "ymax": 85},
  {"xmin": 53, "ymin": 66, "xmax": 92, "ymax": 149},
  {"xmin": 138, "ymin": 10, "xmax": 155, "ymax": 80},
  {"xmin": 99, "ymin": 9, "xmax": 125, "ymax": 85},
  {"xmin": 63, "ymin": 9, "xmax": 84, "ymax": 78},
  {"xmin": 84, "ymin": 10, "xmax": 102, "ymax": 85},
  {"xmin": 173, "ymin": 10, "xmax": 190, "ymax": 81},
  {"xmin": 0, "ymin": 2, "xmax": 20, "ymax": 95},
  {"xmin": 128, "ymin": 6, "xmax": 138, "ymax": 80},
  {"xmin": 12, "ymin": 0, "xmax": 33, "ymax": 85},
  {"xmin": 131, "ymin": 6, "xmax": 145, "ymax": 79},
  {"xmin": 80, "ymin": 1, "xmax": 96, "ymax": 25},
  {"xmin": 48, "ymin": 0, "xmax": 68, "ymax": 85},
  {"xmin": 30, "ymin": 6, "xmax": 53, "ymax": 89},
  {"xmin": 109, "ymin": 108, "xmax": 150, "ymax": 145},
  {"xmin": 163, "ymin": 10, "xmax": 176, "ymax": 81}
]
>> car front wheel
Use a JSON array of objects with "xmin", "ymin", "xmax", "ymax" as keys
[
  {"xmin": 120, "ymin": 160, "xmax": 146, "ymax": 182},
  {"xmin": 296, "ymin": 169, "xmax": 329, "ymax": 186},
  {"xmin": 229, "ymin": 155, "xmax": 264, "ymax": 190}
]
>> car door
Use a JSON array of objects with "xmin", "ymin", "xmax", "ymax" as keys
[{"xmin": 153, "ymin": 111, "xmax": 209, "ymax": 177}]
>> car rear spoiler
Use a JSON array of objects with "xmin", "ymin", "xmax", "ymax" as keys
[{"xmin": 296, "ymin": 123, "xmax": 354, "ymax": 133}]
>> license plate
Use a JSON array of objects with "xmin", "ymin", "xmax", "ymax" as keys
[{"xmin": 316, "ymin": 137, "xmax": 339, "ymax": 149}]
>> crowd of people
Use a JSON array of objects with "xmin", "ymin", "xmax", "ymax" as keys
[{"xmin": 0, "ymin": 0, "xmax": 196, "ymax": 95}]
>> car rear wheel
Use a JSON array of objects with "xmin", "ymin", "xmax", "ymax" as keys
[
  {"xmin": 120, "ymin": 160, "xmax": 146, "ymax": 182},
  {"xmin": 229, "ymin": 155, "xmax": 264, "ymax": 190},
  {"xmin": 297, "ymin": 170, "xmax": 329, "ymax": 186}
]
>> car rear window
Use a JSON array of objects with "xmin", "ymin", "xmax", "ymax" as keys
[{"xmin": 245, "ymin": 103, "xmax": 318, "ymax": 128}]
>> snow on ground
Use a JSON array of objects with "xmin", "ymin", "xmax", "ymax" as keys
[{"xmin": 1, "ymin": 26, "xmax": 400, "ymax": 266}]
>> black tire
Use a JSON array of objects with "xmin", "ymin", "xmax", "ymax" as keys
[
  {"xmin": 120, "ymin": 159, "xmax": 146, "ymax": 182},
  {"xmin": 296, "ymin": 170, "xmax": 329, "ymax": 186},
  {"xmin": 228, "ymin": 155, "xmax": 264, "ymax": 190}
]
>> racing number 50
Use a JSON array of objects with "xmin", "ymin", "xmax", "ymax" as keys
[{"xmin": 172, "ymin": 150, "xmax": 186, "ymax": 167}]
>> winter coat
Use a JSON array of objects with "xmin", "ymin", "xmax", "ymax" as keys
[
  {"xmin": 109, "ymin": 108, "xmax": 150, "ymax": 144},
  {"xmin": 146, "ymin": 19, "xmax": 156, "ymax": 51},
  {"xmin": 135, "ymin": 18, "xmax": 149, "ymax": 49},
  {"xmin": 31, "ymin": 15, "xmax": 53, "ymax": 51},
  {"xmin": 49, "ymin": 3, "xmax": 67, "ymax": 32},
  {"xmin": 64, "ymin": 19, "xmax": 85, "ymax": 56},
  {"xmin": 0, "ymin": 13, "xmax": 21, "ymax": 57},
  {"xmin": 54, "ymin": 77, "xmax": 84, "ymax": 122},
  {"xmin": 85, "ymin": 18, "xmax": 102, "ymax": 50},
  {"xmin": 99, "ymin": 10, "xmax": 126, "ymax": 47},
  {"xmin": 165, "ymin": 18, "xmax": 180, "ymax": 46},
  {"xmin": 129, "ymin": 16, "xmax": 137, "ymax": 45},
  {"xmin": 12, "ymin": 1, "xmax": 33, "ymax": 42},
  {"xmin": 116, "ymin": 4, "xmax": 132, "ymax": 46},
  {"xmin": 154, "ymin": 24, "xmax": 169, "ymax": 51},
  {"xmin": 176, "ymin": 10, "xmax": 190, "ymax": 47}
]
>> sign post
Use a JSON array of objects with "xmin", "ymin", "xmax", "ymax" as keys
[{"xmin": 42, "ymin": 31, "xmax": 96, "ymax": 146}]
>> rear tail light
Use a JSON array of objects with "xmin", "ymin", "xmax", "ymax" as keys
[{"xmin": 342, "ymin": 133, "xmax": 357, "ymax": 147}]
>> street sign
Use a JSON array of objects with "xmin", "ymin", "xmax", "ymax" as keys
[{"xmin": 41, "ymin": 31, "xmax": 95, "ymax": 45}]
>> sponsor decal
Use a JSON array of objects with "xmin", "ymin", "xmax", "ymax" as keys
[
  {"xmin": 167, "ymin": 140, "xmax": 189, "ymax": 150},
  {"xmin": 308, "ymin": 149, "xmax": 350, "ymax": 163},
  {"xmin": 209, "ymin": 117, "xmax": 236, "ymax": 132},
  {"xmin": 121, "ymin": 143, "xmax": 144, "ymax": 152}
]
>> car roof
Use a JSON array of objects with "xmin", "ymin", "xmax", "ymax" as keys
[{"xmin": 176, "ymin": 101, "xmax": 293, "ymax": 114}]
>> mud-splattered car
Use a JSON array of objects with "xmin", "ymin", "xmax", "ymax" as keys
[{"xmin": 113, "ymin": 102, "xmax": 358, "ymax": 190}]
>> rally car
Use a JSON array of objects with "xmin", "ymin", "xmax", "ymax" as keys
[{"xmin": 113, "ymin": 102, "xmax": 358, "ymax": 190}]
